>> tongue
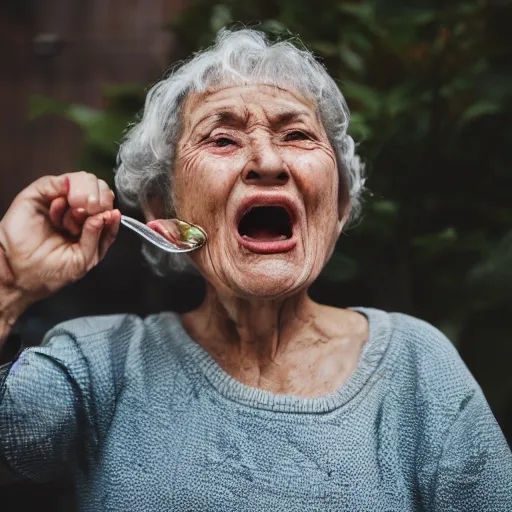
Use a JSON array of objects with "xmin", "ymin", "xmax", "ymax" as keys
[{"xmin": 243, "ymin": 227, "xmax": 287, "ymax": 242}]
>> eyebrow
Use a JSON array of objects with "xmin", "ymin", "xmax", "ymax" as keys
[
  {"xmin": 272, "ymin": 110, "xmax": 311, "ymax": 128},
  {"xmin": 195, "ymin": 109, "xmax": 248, "ymax": 130},
  {"xmin": 194, "ymin": 108, "xmax": 312, "ymax": 132}
]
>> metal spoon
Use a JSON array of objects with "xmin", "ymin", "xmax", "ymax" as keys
[{"xmin": 120, "ymin": 215, "xmax": 207, "ymax": 253}]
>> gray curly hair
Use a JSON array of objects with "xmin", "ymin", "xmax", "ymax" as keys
[{"xmin": 114, "ymin": 28, "xmax": 365, "ymax": 273}]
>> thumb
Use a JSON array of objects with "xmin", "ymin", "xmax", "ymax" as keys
[{"xmin": 78, "ymin": 213, "xmax": 106, "ymax": 265}]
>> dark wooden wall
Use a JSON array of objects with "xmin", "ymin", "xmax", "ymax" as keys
[
  {"xmin": 0, "ymin": 0, "xmax": 187, "ymax": 213},
  {"xmin": 1, "ymin": 2, "xmax": 195, "ymax": 510}
]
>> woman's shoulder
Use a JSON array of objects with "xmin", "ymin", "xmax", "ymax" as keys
[
  {"xmin": 386, "ymin": 310, "xmax": 458, "ymax": 353},
  {"xmin": 43, "ymin": 312, "xmax": 141, "ymax": 340},
  {"xmin": 365, "ymin": 308, "xmax": 480, "ymax": 414},
  {"xmin": 42, "ymin": 311, "xmax": 182, "ymax": 341},
  {"xmin": 356, "ymin": 306, "xmax": 465, "ymax": 366},
  {"xmin": 41, "ymin": 312, "xmax": 152, "ymax": 349},
  {"xmin": 385, "ymin": 309, "xmax": 467, "ymax": 370},
  {"xmin": 357, "ymin": 307, "xmax": 462, "ymax": 361},
  {"xmin": 38, "ymin": 311, "xmax": 185, "ymax": 366}
]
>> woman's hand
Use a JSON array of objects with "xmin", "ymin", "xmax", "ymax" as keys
[{"xmin": 0, "ymin": 172, "xmax": 121, "ymax": 308}]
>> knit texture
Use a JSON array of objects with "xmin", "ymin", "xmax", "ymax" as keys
[{"xmin": 1, "ymin": 308, "xmax": 511, "ymax": 511}]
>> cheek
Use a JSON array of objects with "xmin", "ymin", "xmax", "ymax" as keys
[
  {"xmin": 288, "ymin": 152, "xmax": 340, "ymax": 264},
  {"xmin": 173, "ymin": 151, "xmax": 202, "ymax": 214},
  {"xmin": 289, "ymin": 151, "xmax": 339, "ymax": 217},
  {"xmin": 173, "ymin": 152, "xmax": 236, "ymax": 226}
]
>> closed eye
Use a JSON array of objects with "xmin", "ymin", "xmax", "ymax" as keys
[{"xmin": 283, "ymin": 131, "xmax": 310, "ymax": 141}]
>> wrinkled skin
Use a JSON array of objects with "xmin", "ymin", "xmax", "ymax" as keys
[
  {"xmin": 0, "ymin": 172, "xmax": 120, "ymax": 345},
  {"xmin": 0, "ymin": 83, "xmax": 368, "ymax": 396},
  {"xmin": 175, "ymin": 84, "xmax": 343, "ymax": 297},
  {"xmin": 166, "ymin": 84, "xmax": 368, "ymax": 397}
]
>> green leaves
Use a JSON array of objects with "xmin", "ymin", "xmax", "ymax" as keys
[
  {"xmin": 458, "ymin": 100, "xmax": 501, "ymax": 127},
  {"xmin": 309, "ymin": 41, "xmax": 339, "ymax": 57},
  {"xmin": 24, "ymin": 0, "xmax": 512, "ymax": 427},
  {"xmin": 29, "ymin": 84, "xmax": 144, "ymax": 183},
  {"xmin": 29, "ymin": 95, "xmax": 68, "ymax": 121},
  {"xmin": 31, "ymin": 0, "xmax": 512, "ymax": 352},
  {"xmin": 210, "ymin": 4, "xmax": 232, "ymax": 33},
  {"xmin": 468, "ymin": 231, "xmax": 512, "ymax": 307},
  {"xmin": 339, "ymin": 42, "xmax": 365, "ymax": 73},
  {"xmin": 342, "ymin": 81, "xmax": 381, "ymax": 116}
]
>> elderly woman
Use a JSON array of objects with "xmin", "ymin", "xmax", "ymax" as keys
[{"xmin": 0, "ymin": 29, "xmax": 511, "ymax": 511}]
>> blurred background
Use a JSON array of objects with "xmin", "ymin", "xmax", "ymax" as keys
[{"xmin": 1, "ymin": 0, "xmax": 511, "ymax": 509}]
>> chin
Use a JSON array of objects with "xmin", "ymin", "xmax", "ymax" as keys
[{"xmin": 228, "ymin": 258, "xmax": 313, "ymax": 299}]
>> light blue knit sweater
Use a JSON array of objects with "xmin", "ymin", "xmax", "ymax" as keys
[{"xmin": 1, "ymin": 308, "xmax": 511, "ymax": 511}]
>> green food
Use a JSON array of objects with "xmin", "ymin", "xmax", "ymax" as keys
[{"xmin": 176, "ymin": 220, "xmax": 207, "ymax": 247}]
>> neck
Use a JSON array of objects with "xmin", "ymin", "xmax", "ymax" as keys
[
  {"xmin": 182, "ymin": 283, "xmax": 317, "ymax": 368},
  {"xmin": 181, "ymin": 283, "xmax": 369, "ymax": 396}
]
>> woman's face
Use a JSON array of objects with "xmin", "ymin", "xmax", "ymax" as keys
[{"xmin": 172, "ymin": 83, "xmax": 345, "ymax": 299}]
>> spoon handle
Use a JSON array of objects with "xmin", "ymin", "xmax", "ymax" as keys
[{"xmin": 120, "ymin": 215, "xmax": 196, "ymax": 253}]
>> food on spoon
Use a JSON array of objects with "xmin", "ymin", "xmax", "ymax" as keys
[{"xmin": 147, "ymin": 219, "xmax": 207, "ymax": 250}]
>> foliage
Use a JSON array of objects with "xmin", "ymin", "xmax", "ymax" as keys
[
  {"xmin": 30, "ymin": 0, "xmax": 512, "ymax": 421},
  {"xmin": 170, "ymin": 0, "xmax": 512, "ymax": 314},
  {"xmin": 30, "ymin": 84, "xmax": 146, "ymax": 184}
]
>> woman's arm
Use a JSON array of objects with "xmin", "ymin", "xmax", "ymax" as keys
[
  {"xmin": 0, "ymin": 311, "xmax": 137, "ymax": 485},
  {"xmin": 0, "ymin": 172, "xmax": 120, "ymax": 352},
  {"xmin": 0, "ymin": 250, "xmax": 32, "ymax": 483},
  {"xmin": 0, "ymin": 173, "xmax": 120, "ymax": 331},
  {"xmin": 0, "ymin": 246, "xmax": 27, "ymax": 348},
  {"xmin": 0, "ymin": 334, "xmax": 93, "ymax": 483},
  {"xmin": 0, "ymin": 172, "xmax": 120, "ymax": 482}
]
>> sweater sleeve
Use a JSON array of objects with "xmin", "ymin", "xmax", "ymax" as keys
[
  {"xmin": 433, "ymin": 389, "xmax": 512, "ymax": 511},
  {"xmin": 0, "ymin": 333, "xmax": 94, "ymax": 483},
  {"xmin": 0, "ymin": 314, "xmax": 140, "ymax": 484}
]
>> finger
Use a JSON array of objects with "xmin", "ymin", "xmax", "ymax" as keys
[
  {"xmin": 71, "ymin": 207, "xmax": 88, "ymax": 222},
  {"xmin": 98, "ymin": 209, "xmax": 121, "ymax": 260},
  {"xmin": 98, "ymin": 179, "xmax": 115, "ymax": 211},
  {"xmin": 78, "ymin": 213, "xmax": 106, "ymax": 265},
  {"xmin": 86, "ymin": 192, "xmax": 101, "ymax": 216},
  {"xmin": 83, "ymin": 173, "xmax": 101, "ymax": 215},
  {"xmin": 67, "ymin": 171, "xmax": 101, "ymax": 215},
  {"xmin": 62, "ymin": 208, "xmax": 82, "ymax": 237},
  {"xmin": 49, "ymin": 197, "xmax": 68, "ymax": 230},
  {"xmin": 62, "ymin": 207, "xmax": 88, "ymax": 237},
  {"xmin": 24, "ymin": 175, "xmax": 70, "ymax": 207}
]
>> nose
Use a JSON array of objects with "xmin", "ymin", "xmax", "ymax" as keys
[{"xmin": 241, "ymin": 141, "xmax": 289, "ymax": 186}]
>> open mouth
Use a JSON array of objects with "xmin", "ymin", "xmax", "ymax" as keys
[
  {"xmin": 236, "ymin": 205, "xmax": 297, "ymax": 253},
  {"xmin": 238, "ymin": 206, "xmax": 292, "ymax": 241}
]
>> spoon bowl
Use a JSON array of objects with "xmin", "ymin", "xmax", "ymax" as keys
[{"xmin": 120, "ymin": 215, "xmax": 207, "ymax": 253}]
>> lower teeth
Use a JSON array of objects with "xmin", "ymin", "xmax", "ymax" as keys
[{"xmin": 242, "ymin": 235, "xmax": 287, "ymax": 242}]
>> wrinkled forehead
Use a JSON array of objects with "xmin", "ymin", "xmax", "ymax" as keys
[{"xmin": 180, "ymin": 83, "xmax": 322, "ymax": 135}]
